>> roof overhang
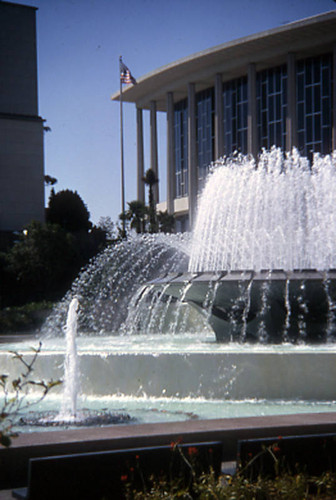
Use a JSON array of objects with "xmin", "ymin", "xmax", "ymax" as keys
[{"xmin": 111, "ymin": 11, "xmax": 336, "ymax": 112}]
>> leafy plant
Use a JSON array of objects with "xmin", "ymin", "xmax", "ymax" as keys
[
  {"xmin": 124, "ymin": 468, "xmax": 336, "ymax": 499},
  {"xmin": 121, "ymin": 441, "xmax": 336, "ymax": 499},
  {"xmin": 0, "ymin": 342, "xmax": 61, "ymax": 447}
]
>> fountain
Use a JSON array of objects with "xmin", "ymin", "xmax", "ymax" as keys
[
  {"xmin": 61, "ymin": 296, "xmax": 80, "ymax": 419},
  {"xmin": 1, "ymin": 148, "xmax": 336, "ymax": 430},
  {"xmin": 146, "ymin": 148, "xmax": 336, "ymax": 343},
  {"xmin": 18, "ymin": 297, "xmax": 132, "ymax": 428}
]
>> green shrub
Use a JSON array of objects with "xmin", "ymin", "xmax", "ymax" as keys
[{"xmin": 0, "ymin": 301, "xmax": 53, "ymax": 333}]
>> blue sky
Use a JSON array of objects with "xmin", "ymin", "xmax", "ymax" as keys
[{"xmin": 17, "ymin": 0, "xmax": 336, "ymax": 225}]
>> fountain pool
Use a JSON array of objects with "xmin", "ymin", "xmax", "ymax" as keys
[
  {"xmin": 1, "ymin": 332, "xmax": 336, "ymax": 432},
  {"xmin": 2, "ymin": 148, "xmax": 336, "ymax": 432}
]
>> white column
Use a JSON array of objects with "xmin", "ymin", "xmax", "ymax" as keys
[
  {"xmin": 166, "ymin": 92, "xmax": 175, "ymax": 215},
  {"xmin": 247, "ymin": 63, "xmax": 258, "ymax": 158},
  {"xmin": 188, "ymin": 83, "xmax": 197, "ymax": 229},
  {"xmin": 136, "ymin": 107, "xmax": 145, "ymax": 203},
  {"xmin": 286, "ymin": 53, "xmax": 297, "ymax": 151},
  {"xmin": 150, "ymin": 100, "xmax": 159, "ymax": 203},
  {"xmin": 215, "ymin": 73, "xmax": 224, "ymax": 160}
]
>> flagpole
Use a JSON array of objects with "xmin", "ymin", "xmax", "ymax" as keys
[{"xmin": 119, "ymin": 56, "xmax": 126, "ymax": 238}]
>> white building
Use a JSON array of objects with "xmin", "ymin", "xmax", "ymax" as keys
[{"xmin": 112, "ymin": 12, "xmax": 336, "ymax": 231}]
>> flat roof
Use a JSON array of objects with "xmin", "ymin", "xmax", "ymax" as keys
[
  {"xmin": 0, "ymin": 1, "xmax": 37, "ymax": 11},
  {"xmin": 112, "ymin": 11, "xmax": 336, "ymax": 111}
]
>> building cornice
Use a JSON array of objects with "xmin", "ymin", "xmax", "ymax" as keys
[
  {"xmin": 0, "ymin": 1, "xmax": 38, "ymax": 11},
  {"xmin": 0, "ymin": 112, "xmax": 44, "ymax": 122},
  {"xmin": 112, "ymin": 11, "xmax": 336, "ymax": 111}
]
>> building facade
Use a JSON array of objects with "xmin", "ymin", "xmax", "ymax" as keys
[
  {"xmin": 112, "ymin": 12, "xmax": 336, "ymax": 231},
  {"xmin": 0, "ymin": 1, "xmax": 45, "ymax": 233}
]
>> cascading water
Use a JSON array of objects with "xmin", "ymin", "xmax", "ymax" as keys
[
  {"xmin": 2, "ymin": 148, "xmax": 336, "ymax": 430},
  {"xmin": 189, "ymin": 148, "xmax": 336, "ymax": 272},
  {"xmin": 146, "ymin": 148, "xmax": 336, "ymax": 343},
  {"xmin": 41, "ymin": 233, "xmax": 189, "ymax": 336}
]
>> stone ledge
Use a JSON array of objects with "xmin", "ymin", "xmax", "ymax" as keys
[{"xmin": 1, "ymin": 412, "xmax": 336, "ymax": 490}]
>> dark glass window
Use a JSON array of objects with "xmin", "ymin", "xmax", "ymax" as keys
[
  {"xmin": 223, "ymin": 77, "xmax": 248, "ymax": 155},
  {"xmin": 196, "ymin": 88, "xmax": 214, "ymax": 190},
  {"xmin": 173, "ymin": 99, "xmax": 188, "ymax": 198},
  {"xmin": 256, "ymin": 65, "xmax": 287, "ymax": 151},
  {"xmin": 296, "ymin": 54, "xmax": 333, "ymax": 156}
]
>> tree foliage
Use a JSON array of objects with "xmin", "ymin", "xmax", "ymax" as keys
[
  {"xmin": 98, "ymin": 216, "xmax": 118, "ymax": 240},
  {"xmin": 143, "ymin": 169, "xmax": 159, "ymax": 233},
  {"xmin": 0, "ymin": 188, "xmax": 110, "ymax": 310},
  {"xmin": 4, "ymin": 221, "xmax": 79, "ymax": 304},
  {"xmin": 158, "ymin": 210, "xmax": 175, "ymax": 233},
  {"xmin": 46, "ymin": 189, "xmax": 91, "ymax": 232},
  {"xmin": 119, "ymin": 202, "xmax": 175, "ymax": 236},
  {"xmin": 1, "ymin": 217, "xmax": 109, "ymax": 308}
]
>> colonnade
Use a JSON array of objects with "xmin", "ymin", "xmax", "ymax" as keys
[{"xmin": 136, "ymin": 48, "xmax": 336, "ymax": 230}]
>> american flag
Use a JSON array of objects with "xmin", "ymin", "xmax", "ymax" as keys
[{"xmin": 120, "ymin": 57, "xmax": 136, "ymax": 85}]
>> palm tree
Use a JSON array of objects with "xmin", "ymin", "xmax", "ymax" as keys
[
  {"xmin": 158, "ymin": 210, "xmax": 175, "ymax": 233},
  {"xmin": 126, "ymin": 200, "xmax": 147, "ymax": 233},
  {"xmin": 143, "ymin": 169, "xmax": 159, "ymax": 233}
]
